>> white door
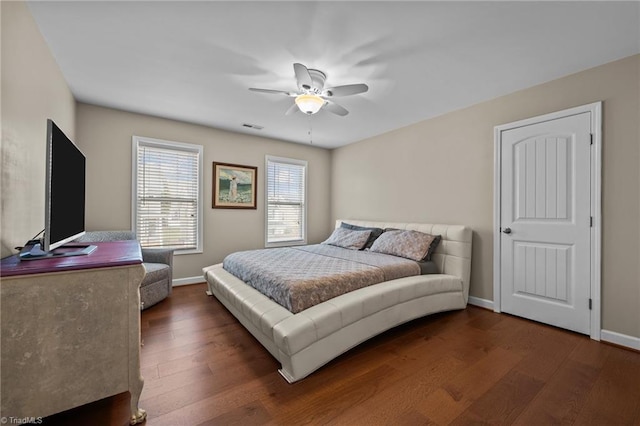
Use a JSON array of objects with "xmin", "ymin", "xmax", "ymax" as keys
[{"xmin": 499, "ymin": 112, "xmax": 592, "ymax": 335}]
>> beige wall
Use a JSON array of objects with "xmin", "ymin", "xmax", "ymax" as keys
[
  {"xmin": 76, "ymin": 103, "xmax": 332, "ymax": 280},
  {"xmin": 0, "ymin": 1, "xmax": 76, "ymax": 258},
  {"xmin": 332, "ymin": 55, "xmax": 640, "ymax": 338},
  {"xmin": 3, "ymin": 1, "xmax": 637, "ymax": 339}
]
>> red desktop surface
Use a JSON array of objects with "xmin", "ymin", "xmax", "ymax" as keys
[{"xmin": 1, "ymin": 240, "xmax": 142, "ymax": 277}]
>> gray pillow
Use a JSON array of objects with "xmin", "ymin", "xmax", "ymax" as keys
[
  {"xmin": 340, "ymin": 222, "xmax": 384, "ymax": 249},
  {"xmin": 322, "ymin": 227, "xmax": 372, "ymax": 250},
  {"xmin": 370, "ymin": 229, "xmax": 441, "ymax": 261},
  {"xmin": 424, "ymin": 234, "xmax": 442, "ymax": 261},
  {"xmin": 383, "ymin": 228, "xmax": 441, "ymax": 261},
  {"xmin": 417, "ymin": 260, "xmax": 439, "ymax": 275}
]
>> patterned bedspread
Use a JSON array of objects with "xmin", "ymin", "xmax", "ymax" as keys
[{"xmin": 223, "ymin": 244, "xmax": 421, "ymax": 313}]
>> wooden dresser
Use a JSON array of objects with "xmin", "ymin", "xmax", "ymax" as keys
[{"xmin": 1, "ymin": 241, "xmax": 147, "ymax": 425}]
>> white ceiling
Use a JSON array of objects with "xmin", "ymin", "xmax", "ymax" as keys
[{"xmin": 27, "ymin": 1, "xmax": 639, "ymax": 149}]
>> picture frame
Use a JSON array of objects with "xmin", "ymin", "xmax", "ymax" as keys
[{"xmin": 212, "ymin": 162, "xmax": 258, "ymax": 209}]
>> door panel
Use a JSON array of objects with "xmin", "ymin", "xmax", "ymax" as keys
[
  {"xmin": 515, "ymin": 135, "xmax": 571, "ymax": 221},
  {"xmin": 514, "ymin": 242, "xmax": 570, "ymax": 301},
  {"xmin": 500, "ymin": 112, "xmax": 591, "ymax": 334}
]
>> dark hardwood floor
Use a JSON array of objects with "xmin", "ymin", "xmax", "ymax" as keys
[{"xmin": 42, "ymin": 283, "xmax": 640, "ymax": 425}]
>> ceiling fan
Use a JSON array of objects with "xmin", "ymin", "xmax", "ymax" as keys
[{"xmin": 249, "ymin": 63, "xmax": 368, "ymax": 116}]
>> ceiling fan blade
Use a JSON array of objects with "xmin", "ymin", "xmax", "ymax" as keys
[
  {"xmin": 249, "ymin": 88, "xmax": 295, "ymax": 96},
  {"xmin": 285, "ymin": 102, "xmax": 299, "ymax": 115},
  {"xmin": 322, "ymin": 83, "xmax": 368, "ymax": 97},
  {"xmin": 293, "ymin": 63, "xmax": 313, "ymax": 91},
  {"xmin": 324, "ymin": 100, "xmax": 349, "ymax": 116}
]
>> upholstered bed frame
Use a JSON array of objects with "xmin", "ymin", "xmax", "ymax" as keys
[{"xmin": 203, "ymin": 220, "xmax": 472, "ymax": 383}]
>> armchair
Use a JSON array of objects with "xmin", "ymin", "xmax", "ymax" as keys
[{"xmin": 74, "ymin": 231, "xmax": 173, "ymax": 310}]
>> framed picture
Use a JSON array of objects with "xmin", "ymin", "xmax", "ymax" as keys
[{"xmin": 212, "ymin": 162, "xmax": 258, "ymax": 209}]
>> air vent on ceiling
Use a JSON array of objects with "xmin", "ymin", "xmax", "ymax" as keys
[{"xmin": 242, "ymin": 123, "xmax": 263, "ymax": 130}]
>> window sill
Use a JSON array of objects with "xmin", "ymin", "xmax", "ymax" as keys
[
  {"xmin": 265, "ymin": 240, "xmax": 307, "ymax": 249},
  {"xmin": 174, "ymin": 248, "xmax": 203, "ymax": 256}
]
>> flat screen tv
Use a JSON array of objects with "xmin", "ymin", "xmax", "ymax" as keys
[
  {"xmin": 19, "ymin": 119, "xmax": 95, "ymax": 260},
  {"xmin": 44, "ymin": 119, "xmax": 86, "ymax": 250}
]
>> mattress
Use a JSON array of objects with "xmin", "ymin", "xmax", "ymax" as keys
[{"xmin": 222, "ymin": 244, "xmax": 420, "ymax": 313}]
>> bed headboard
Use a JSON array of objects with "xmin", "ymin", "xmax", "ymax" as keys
[{"xmin": 335, "ymin": 220, "xmax": 472, "ymax": 302}]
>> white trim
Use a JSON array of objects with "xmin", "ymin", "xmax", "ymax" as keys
[
  {"xmin": 589, "ymin": 102, "xmax": 602, "ymax": 341},
  {"xmin": 172, "ymin": 276, "xmax": 204, "ymax": 287},
  {"xmin": 601, "ymin": 330, "xmax": 640, "ymax": 351},
  {"xmin": 493, "ymin": 102, "xmax": 602, "ymax": 340},
  {"xmin": 264, "ymin": 155, "xmax": 308, "ymax": 248},
  {"xmin": 132, "ymin": 135, "xmax": 204, "ymax": 255},
  {"xmin": 493, "ymin": 125, "xmax": 502, "ymax": 314},
  {"xmin": 468, "ymin": 296, "xmax": 494, "ymax": 311}
]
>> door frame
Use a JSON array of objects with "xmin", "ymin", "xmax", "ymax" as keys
[{"xmin": 493, "ymin": 102, "xmax": 602, "ymax": 340}]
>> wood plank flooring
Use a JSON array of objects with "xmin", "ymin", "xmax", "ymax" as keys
[{"xmin": 42, "ymin": 283, "xmax": 640, "ymax": 425}]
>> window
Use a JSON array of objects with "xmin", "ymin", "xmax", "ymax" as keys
[
  {"xmin": 265, "ymin": 156, "xmax": 307, "ymax": 247},
  {"xmin": 132, "ymin": 136, "xmax": 203, "ymax": 253}
]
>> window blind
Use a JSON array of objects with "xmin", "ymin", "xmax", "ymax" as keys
[
  {"xmin": 135, "ymin": 141, "xmax": 201, "ymax": 251},
  {"xmin": 266, "ymin": 157, "xmax": 306, "ymax": 245}
]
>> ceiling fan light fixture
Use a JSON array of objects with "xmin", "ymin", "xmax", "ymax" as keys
[
  {"xmin": 249, "ymin": 63, "xmax": 364, "ymax": 117},
  {"xmin": 295, "ymin": 94, "xmax": 324, "ymax": 114}
]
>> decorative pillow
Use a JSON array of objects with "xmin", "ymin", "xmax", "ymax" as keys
[
  {"xmin": 382, "ymin": 228, "xmax": 442, "ymax": 261},
  {"xmin": 340, "ymin": 222, "xmax": 384, "ymax": 249},
  {"xmin": 321, "ymin": 227, "xmax": 372, "ymax": 250},
  {"xmin": 370, "ymin": 229, "xmax": 441, "ymax": 261}
]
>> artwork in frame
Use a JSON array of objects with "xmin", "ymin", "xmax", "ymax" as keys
[{"xmin": 212, "ymin": 162, "xmax": 258, "ymax": 209}]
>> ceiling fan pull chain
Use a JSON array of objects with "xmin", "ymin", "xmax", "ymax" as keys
[{"xmin": 308, "ymin": 115, "xmax": 313, "ymax": 144}]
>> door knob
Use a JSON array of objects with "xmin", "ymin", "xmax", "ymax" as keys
[{"xmin": 502, "ymin": 227, "xmax": 512, "ymax": 234}]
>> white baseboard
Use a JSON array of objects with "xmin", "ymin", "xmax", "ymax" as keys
[
  {"xmin": 601, "ymin": 329, "xmax": 640, "ymax": 351},
  {"xmin": 467, "ymin": 296, "xmax": 494, "ymax": 310},
  {"xmin": 176, "ymin": 281, "xmax": 639, "ymax": 351},
  {"xmin": 172, "ymin": 276, "xmax": 204, "ymax": 287},
  {"xmin": 466, "ymin": 297, "xmax": 639, "ymax": 351}
]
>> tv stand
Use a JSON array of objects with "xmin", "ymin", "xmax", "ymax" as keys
[
  {"xmin": 1, "ymin": 241, "xmax": 147, "ymax": 425},
  {"xmin": 19, "ymin": 242, "xmax": 97, "ymax": 260}
]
